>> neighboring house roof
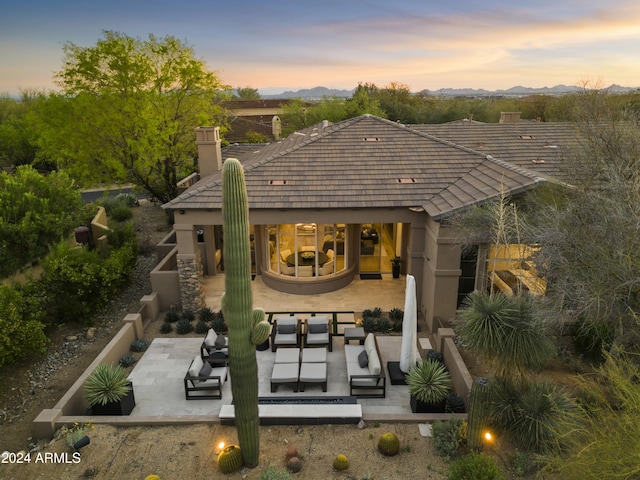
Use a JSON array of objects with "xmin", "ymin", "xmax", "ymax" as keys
[
  {"xmin": 165, "ymin": 115, "xmax": 555, "ymax": 219},
  {"xmin": 412, "ymin": 120, "xmax": 580, "ymax": 184}
]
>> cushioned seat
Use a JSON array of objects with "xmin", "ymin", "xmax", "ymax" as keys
[
  {"xmin": 299, "ymin": 362, "xmax": 327, "ymax": 392},
  {"xmin": 200, "ymin": 328, "xmax": 228, "ymax": 359},
  {"xmin": 184, "ymin": 355, "xmax": 227, "ymax": 399},
  {"xmin": 304, "ymin": 315, "xmax": 333, "ymax": 351},
  {"xmin": 270, "ymin": 363, "xmax": 299, "ymax": 392},
  {"xmin": 274, "ymin": 347, "xmax": 300, "ymax": 364},
  {"xmin": 271, "ymin": 315, "xmax": 301, "ymax": 352}
]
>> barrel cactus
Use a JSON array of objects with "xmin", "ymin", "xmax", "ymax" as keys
[
  {"xmin": 221, "ymin": 158, "xmax": 271, "ymax": 468},
  {"xmin": 377, "ymin": 432, "xmax": 400, "ymax": 456},
  {"xmin": 333, "ymin": 454, "xmax": 349, "ymax": 470},
  {"xmin": 217, "ymin": 444, "xmax": 243, "ymax": 474}
]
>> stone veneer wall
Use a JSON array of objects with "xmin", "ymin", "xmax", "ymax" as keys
[{"xmin": 177, "ymin": 252, "xmax": 205, "ymax": 312}]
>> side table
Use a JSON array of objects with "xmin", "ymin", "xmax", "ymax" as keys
[{"xmin": 344, "ymin": 327, "xmax": 366, "ymax": 345}]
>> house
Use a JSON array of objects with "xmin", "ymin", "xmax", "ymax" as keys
[{"xmin": 156, "ymin": 114, "xmax": 576, "ymax": 331}]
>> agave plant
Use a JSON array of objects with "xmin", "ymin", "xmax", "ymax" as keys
[
  {"xmin": 85, "ymin": 364, "xmax": 131, "ymax": 406},
  {"xmin": 457, "ymin": 290, "xmax": 556, "ymax": 383},
  {"xmin": 490, "ymin": 377, "xmax": 576, "ymax": 453},
  {"xmin": 406, "ymin": 358, "xmax": 452, "ymax": 404}
]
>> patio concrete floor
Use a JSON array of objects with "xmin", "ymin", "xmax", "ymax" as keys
[{"xmin": 127, "ymin": 274, "xmax": 435, "ymax": 421}]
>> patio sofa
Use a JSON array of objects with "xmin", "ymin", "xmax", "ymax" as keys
[
  {"xmin": 184, "ymin": 355, "xmax": 227, "ymax": 400},
  {"xmin": 344, "ymin": 333, "xmax": 386, "ymax": 398}
]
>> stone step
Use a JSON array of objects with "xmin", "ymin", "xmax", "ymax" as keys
[{"xmin": 219, "ymin": 403, "xmax": 362, "ymax": 426}]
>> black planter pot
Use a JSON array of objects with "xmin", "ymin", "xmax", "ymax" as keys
[
  {"xmin": 91, "ymin": 381, "xmax": 135, "ymax": 416},
  {"xmin": 410, "ymin": 395, "xmax": 446, "ymax": 413},
  {"xmin": 392, "ymin": 264, "xmax": 401, "ymax": 278}
]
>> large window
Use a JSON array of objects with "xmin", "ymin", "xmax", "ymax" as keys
[
  {"xmin": 266, "ymin": 224, "xmax": 346, "ymax": 278},
  {"xmin": 485, "ymin": 244, "xmax": 546, "ymax": 296}
]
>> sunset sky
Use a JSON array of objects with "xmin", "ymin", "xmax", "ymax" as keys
[{"xmin": 1, "ymin": 0, "xmax": 639, "ymax": 96}]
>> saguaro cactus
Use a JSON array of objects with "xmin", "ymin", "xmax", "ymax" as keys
[
  {"xmin": 467, "ymin": 376, "xmax": 491, "ymax": 451},
  {"xmin": 221, "ymin": 158, "xmax": 271, "ymax": 468}
]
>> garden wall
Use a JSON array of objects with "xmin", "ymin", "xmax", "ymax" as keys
[{"xmin": 31, "ymin": 304, "xmax": 152, "ymax": 439}]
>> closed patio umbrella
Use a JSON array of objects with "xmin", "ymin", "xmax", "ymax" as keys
[{"xmin": 399, "ymin": 274, "xmax": 419, "ymax": 373}]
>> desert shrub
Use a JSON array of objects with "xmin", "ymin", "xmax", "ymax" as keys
[
  {"xmin": 507, "ymin": 451, "xmax": 540, "ymax": 477},
  {"xmin": 490, "ymin": 378, "xmax": 576, "ymax": 453},
  {"xmin": 392, "ymin": 318, "xmax": 403, "ymax": 332},
  {"xmin": 33, "ymin": 239, "xmax": 138, "ymax": 326},
  {"xmin": 447, "ymin": 452, "xmax": 505, "ymax": 480},
  {"xmin": 119, "ymin": 354, "xmax": 137, "ymax": 368},
  {"xmin": 130, "ymin": 339, "xmax": 149, "ymax": 352},
  {"xmin": 389, "ymin": 307, "xmax": 404, "ymax": 322},
  {"xmin": 258, "ymin": 465, "xmax": 292, "ymax": 480},
  {"xmin": 362, "ymin": 309, "xmax": 374, "ymax": 319},
  {"xmin": 195, "ymin": 320, "xmax": 209, "ymax": 334},
  {"xmin": 377, "ymin": 317, "xmax": 391, "ymax": 333},
  {"xmin": 571, "ymin": 318, "xmax": 615, "ymax": 362},
  {"xmin": 199, "ymin": 306, "xmax": 216, "ymax": 323},
  {"xmin": 181, "ymin": 311, "xmax": 195, "ymax": 322},
  {"xmin": 176, "ymin": 318, "xmax": 193, "ymax": 335},
  {"xmin": 164, "ymin": 310, "xmax": 180, "ymax": 323},
  {"xmin": 0, "ymin": 284, "xmax": 48, "ymax": 367},
  {"xmin": 115, "ymin": 192, "xmax": 139, "ymax": 207},
  {"xmin": 425, "ymin": 348, "xmax": 445, "ymax": 363},
  {"xmin": 0, "ymin": 166, "xmax": 84, "ymax": 277},
  {"xmin": 446, "ymin": 393, "xmax": 466, "ymax": 413},
  {"xmin": 159, "ymin": 322, "xmax": 173, "ymax": 334},
  {"xmin": 432, "ymin": 417, "xmax": 467, "ymax": 460},
  {"xmin": 361, "ymin": 316, "xmax": 376, "ymax": 333},
  {"xmin": 211, "ymin": 314, "xmax": 227, "ymax": 333},
  {"xmin": 110, "ymin": 204, "xmax": 133, "ymax": 222},
  {"xmin": 106, "ymin": 222, "xmax": 136, "ymax": 249}
]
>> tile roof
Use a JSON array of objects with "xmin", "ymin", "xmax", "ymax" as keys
[
  {"xmin": 165, "ymin": 115, "xmax": 554, "ymax": 219},
  {"xmin": 411, "ymin": 120, "xmax": 580, "ymax": 183}
]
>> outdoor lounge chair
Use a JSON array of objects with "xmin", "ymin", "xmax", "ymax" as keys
[
  {"xmin": 200, "ymin": 328, "xmax": 228, "ymax": 360},
  {"xmin": 271, "ymin": 315, "xmax": 302, "ymax": 352},
  {"xmin": 304, "ymin": 315, "xmax": 333, "ymax": 351},
  {"xmin": 184, "ymin": 355, "xmax": 227, "ymax": 400}
]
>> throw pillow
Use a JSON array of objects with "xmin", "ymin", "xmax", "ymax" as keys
[
  {"xmin": 358, "ymin": 350, "xmax": 369, "ymax": 368},
  {"xmin": 198, "ymin": 360, "xmax": 212, "ymax": 378},
  {"xmin": 278, "ymin": 323, "xmax": 297, "ymax": 335},
  {"xmin": 215, "ymin": 333, "xmax": 226, "ymax": 348},
  {"xmin": 308, "ymin": 322, "xmax": 327, "ymax": 334}
]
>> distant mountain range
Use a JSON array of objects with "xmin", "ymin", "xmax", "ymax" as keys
[{"xmin": 259, "ymin": 84, "xmax": 637, "ymax": 99}]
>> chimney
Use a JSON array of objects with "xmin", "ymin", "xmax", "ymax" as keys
[
  {"xmin": 195, "ymin": 126, "xmax": 222, "ymax": 177},
  {"xmin": 499, "ymin": 112, "xmax": 521, "ymax": 123},
  {"xmin": 272, "ymin": 115, "xmax": 282, "ymax": 140}
]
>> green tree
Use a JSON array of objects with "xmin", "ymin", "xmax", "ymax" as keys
[
  {"xmin": 529, "ymin": 88, "xmax": 640, "ymax": 348},
  {"xmin": 0, "ymin": 165, "xmax": 84, "ymax": 276},
  {"xmin": 0, "ymin": 91, "xmax": 42, "ymax": 168},
  {"xmin": 0, "ymin": 284, "xmax": 48, "ymax": 367},
  {"xmin": 35, "ymin": 31, "xmax": 231, "ymax": 202},
  {"xmin": 234, "ymin": 86, "xmax": 261, "ymax": 100}
]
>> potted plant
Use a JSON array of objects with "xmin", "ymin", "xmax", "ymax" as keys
[
  {"xmin": 85, "ymin": 363, "xmax": 135, "ymax": 415},
  {"xmin": 406, "ymin": 358, "xmax": 452, "ymax": 413},
  {"xmin": 391, "ymin": 257, "xmax": 401, "ymax": 278}
]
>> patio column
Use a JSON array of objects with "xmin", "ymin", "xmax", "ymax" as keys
[
  {"xmin": 422, "ymin": 219, "xmax": 461, "ymax": 333},
  {"xmin": 174, "ymin": 223, "xmax": 205, "ymax": 312}
]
